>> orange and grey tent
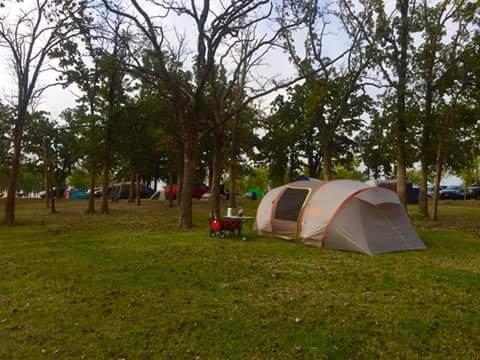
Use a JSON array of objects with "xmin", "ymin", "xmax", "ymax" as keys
[{"xmin": 256, "ymin": 179, "xmax": 425, "ymax": 255}]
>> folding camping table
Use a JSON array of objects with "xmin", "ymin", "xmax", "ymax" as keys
[{"xmin": 223, "ymin": 216, "xmax": 255, "ymax": 240}]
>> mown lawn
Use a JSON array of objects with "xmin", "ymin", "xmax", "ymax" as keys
[{"xmin": 0, "ymin": 198, "xmax": 480, "ymax": 359}]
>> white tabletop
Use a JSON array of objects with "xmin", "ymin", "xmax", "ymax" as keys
[{"xmin": 223, "ymin": 216, "xmax": 255, "ymax": 220}]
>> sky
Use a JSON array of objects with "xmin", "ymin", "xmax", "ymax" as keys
[
  {"xmin": 0, "ymin": 0, "xmax": 350, "ymax": 117},
  {"xmin": 0, "ymin": 0, "xmax": 464, "ymax": 185}
]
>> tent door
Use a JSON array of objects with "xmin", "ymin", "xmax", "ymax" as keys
[{"xmin": 271, "ymin": 187, "xmax": 310, "ymax": 238}]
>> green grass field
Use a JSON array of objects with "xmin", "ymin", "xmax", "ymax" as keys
[{"xmin": 1, "ymin": 198, "xmax": 480, "ymax": 359}]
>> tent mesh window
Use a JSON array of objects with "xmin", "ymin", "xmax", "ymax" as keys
[{"xmin": 275, "ymin": 188, "xmax": 309, "ymax": 221}]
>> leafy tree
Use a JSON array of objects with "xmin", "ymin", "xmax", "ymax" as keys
[
  {"xmin": 102, "ymin": 0, "xmax": 320, "ymax": 227},
  {"xmin": 263, "ymin": 77, "xmax": 369, "ymax": 185},
  {"xmin": 0, "ymin": 0, "xmax": 85, "ymax": 224},
  {"xmin": 50, "ymin": 5, "xmax": 111, "ymax": 214},
  {"xmin": 342, "ymin": 0, "xmax": 419, "ymax": 205},
  {"xmin": 23, "ymin": 112, "xmax": 58, "ymax": 211},
  {"xmin": 261, "ymin": 92, "xmax": 305, "ymax": 186},
  {"xmin": 68, "ymin": 168, "xmax": 91, "ymax": 189},
  {"xmin": 357, "ymin": 112, "xmax": 394, "ymax": 180},
  {"xmin": 413, "ymin": 0, "xmax": 473, "ymax": 216},
  {"xmin": 282, "ymin": 0, "xmax": 373, "ymax": 180},
  {"xmin": 96, "ymin": 20, "xmax": 129, "ymax": 213},
  {"xmin": 23, "ymin": 111, "xmax": 79, "ymax": 211}
]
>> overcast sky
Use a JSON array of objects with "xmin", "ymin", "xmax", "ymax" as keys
[{"xmin": 0, "ymin": 0, "xmax": 353, "ymax": 117}]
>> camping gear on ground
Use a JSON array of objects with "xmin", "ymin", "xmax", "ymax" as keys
[
  {"xmin": 256, "ymin": 179, "xmax": 426, "ymax": 255},
  {"xmin": 209, "ymin": 217, "xmax": 243, "ymax": 238},
  {"xmin": 209, "ymin": 207, "xmax": 255, "ymax": 239}
]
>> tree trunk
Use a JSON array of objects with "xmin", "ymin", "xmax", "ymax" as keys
[
  {"xmin": 176, "ymin": 173, "xmax": 183, "ymax": 206},
  {"xmin": 101, "ymin": 157, "xmax": 110, "ymax": 214},
  {"xmin": 168, "ymin": 172, "xmax": 174, "ymax": 208},
  {"xmin": 86, "ymin": 160, "xmax": 96, "ymax": 214},
  {"xmin": 3, "ymin": 150, "xmax": 20, "ymax": 225},
  {"xmin": 3, "ymin": 111, "xmax": 27, "ymax": 225},
  {"xmin": 396, "ymin": 156, "xmax": 407, "ymax": 206},
  {"xmin": 289, "ymin": 154, "xmax": 295, "ymax": 182},
  {"xmin": 176, "ymin": 143, "xmax": 184, "ymax": 207},
  {"xmin": 395, "ymin": 0, "xmax": 410, "ymax": 208},
  {"xmin": 210, "ymin": 125, "xmax": 224, "ymax": 219},
  {"xmin": 418, "ymin": 161, "xmax": 429, "ymax": 217},
  {"xmin": 229, "ymin": 146, "xmax": 237, "ymax": 209},
  {"xmin": 45, "ymin": 168, "xmax": 50, "ymax": 209},
  {"xmin": 431, "ymin": 139, "xmax": 444, "ymax": 221},
  {"xmin": 323, "ymin": 143, "xmax": 333, "ymax": 181},
  {"xmin": 308, "ymin": 157, "xmax": 317, "ymax": 178},
  {"xmin": 208, "ymin": 159, "xmax": 214, "ymax": 191},
  {"xmin": 128, "ymin": 166, "xmax": 135, "ymax": 203},
  {"xmin": 418, "ymin": 53, "xmax": 435, "ymax": 216},
  {"xmin": 179, "ymin": 128, "xmax": 198, "ymax": 228},
  {"xmin": 135, "ymin": 171, "xmax": 141, "ymax": 206},
  {"xmin": 43, "ymin": 138, "xmax": 50, "ymax": 209},
  {"xmin": 50, "ymin": 171, "xmax": 56, "ymax": 214}
]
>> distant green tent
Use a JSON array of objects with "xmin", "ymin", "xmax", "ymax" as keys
[{"xmin": 246, "ymin": 187, "xmax": 264, "ymax": 199}]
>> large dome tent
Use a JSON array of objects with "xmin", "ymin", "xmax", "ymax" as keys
[{"xmin": 256, "ymin": 179, "xmax": 425, "ymax": 255}]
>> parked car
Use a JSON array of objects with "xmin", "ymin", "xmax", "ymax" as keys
[
  {"xmin": 427, "ymin": 185, "xmax": 448, "ymax": 198},
  {"xmin": 91, "ymin": 187, "xmax": 105, "ymax": 198},
  {"xmin": 468, "ymin": 184, "xmax": 480, "ymax": 200},
  {"xmin": 439, "ymin": 185, "xmax": 465, "ymax": 200}
]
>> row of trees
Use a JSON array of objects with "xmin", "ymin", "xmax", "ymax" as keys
[
  {"xmin": 1, "ymin": 0, "xmax": 479, "ymax": 226},
  {"xmin": 264, "ymin": 0, "xmax": 480, "ymax": 220}
]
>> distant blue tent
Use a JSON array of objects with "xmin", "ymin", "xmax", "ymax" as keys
[{"xmin": 66, "ymin": 188, "xmax": 89, "ymax": 200}]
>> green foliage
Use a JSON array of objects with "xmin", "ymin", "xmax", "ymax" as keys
[
  {"xmin": 237, "ymin": 166, "xmax": 270, "ymax": 193},
  {"xmin": 357, "ymin": 112, "xmax": 394, "ymax": 179},
  {"xmin": 18, "ymin": 165, "xmax": 43, "ymax": 194},
  {"xmin": 262, "ymin": 75, "xmax": 370, "ymax": 184},
  {"xmin": 67, "ymin": 168, "xmax": 91, "ymax": 189},
  {"xmin": 23, "ymin": 111, "xmax": 79, "ymax": 190},
  {"xmin": 334, "ymin": 158, "xmax": 369, "ymax": 181}
]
